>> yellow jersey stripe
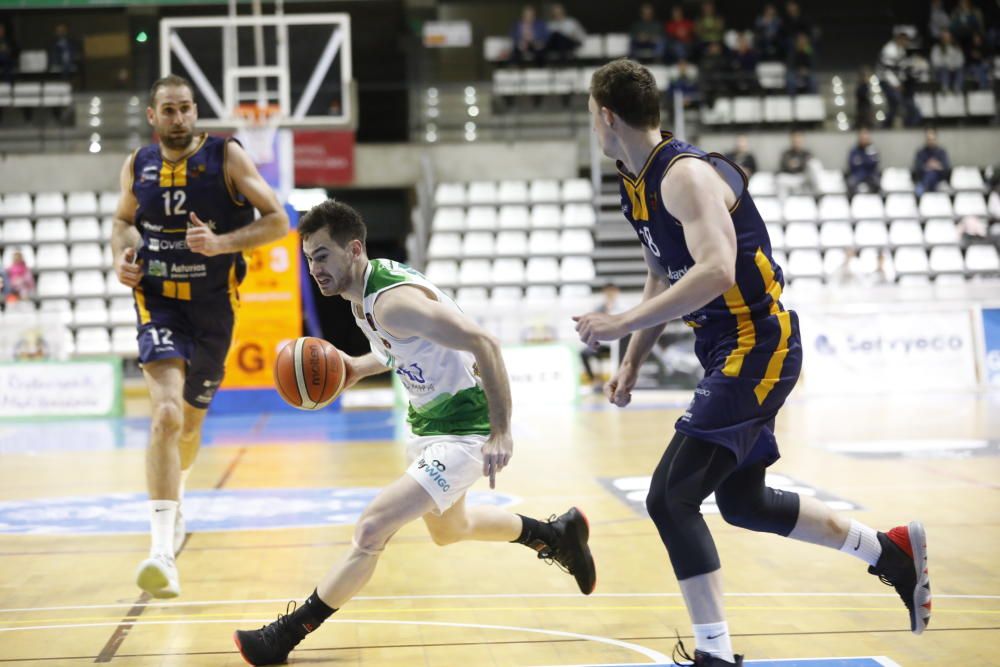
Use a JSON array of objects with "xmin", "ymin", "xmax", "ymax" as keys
[
  {"xmin": 618, "ymin": 133, "xmax": 675, "ymax": 184},
  {"xmin": 754, "ymin": 310, "xmax": 793, "ymax": 405},
  {"xmin": 226, "ymin": 262, "xmax": 242, "ymax": 362},
  {"xmin": 173, "ymin": 159, "xmax": 187, "ymax": 187},
  {"xmin": 721, "ymin": 283, "xmax": 755, "ymax": 377},
  {"xmin": 623, "ymin": 179, "xmax": 649, "ymax": 221},
  {"xmin": 753, "ymin": 248, "xmax": 783, "ymax": 315},
  {"xmin": 159, "ymin": 162, "xmax": 173, "ymax": 187},
  {"xmin": 134, "ymin": 288, "xmax": 151, "ymax": 325}
]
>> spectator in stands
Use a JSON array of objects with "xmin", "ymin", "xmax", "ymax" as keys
[
  {"xmin": 0, "ymin": 267, "xmax": 9, "ymax": 306},
  {"xmin": 931, "ymin": 30, "xmax": 965, "ymax": 92},
  {"xmin": 695, "ymin": 1, "xmax": 725, "ymax": 52},
  {"xmin": 877, "ymin": 29, "xmax": 922, "ymax": 128},
  {"xmin": 855, "ymin": 66, "xmax": 874, "ymax": 127},
  {"xmin": 5, "ymin": 250, "xmax": 35, "ymax": 301},
  {"xmin": 912, "ymin": 127, "xmax": 951, "ymax": 197},
  {"xmin": 664, "ymin": 6, "xmax": 696, "ymax": 63},
  {"xmin": 830, "ymin": 247, "xmax": 866, "ymax": 287},
  {"xmin": 0, "ymin": 24, "xmax": 16, "ymax": 84},
  {"xmin": 950, "ymin": 0, "xmax": 984, "ymax": 50},
  {"xmin": 732, "ymin": 33, "xmax": 759, "ymax": 94},
  {"xmin": 580, "ymin": 283, "xmax": 620, "ymax": 391},
  {"xmin": 49, "ymin": 23, "xmax": 81, "ymax": 78},
  {"xmin": 847, "ymin": 127, "xmax": 881, "ymax": 196},
  {"xmin": 544, "ymin": 3, "xmax": 586, "ymax": 64},
  {"xmin": 698, "ymin": 41, "xmax": 731, "ymax": 105},
  {"xmin": 630, "ymin": 3, "xmax": 665, "ymax": 62},
  {"xmin": 666, "ymin": 59, "xmax": 701, "ymax": 109},
  {"xmin": 777, "ymin": 130, "xmax": 822, "ymax": 197},
  {"xmin": 510, "ymin": 5, "xmax": 548, "ymax": 66},
  {"xmin": 786, "ymin": 32, "xmax": 817, "ymax": 94},
  {"xmin": 755, "ymin": 4, "xmax": 784, "ymax": 60},
  {"xmin": 964, "ymin": 32, "xmax": 991, "ymax": 90},
  {"xmin": 726, "ymin": 135, "xmax": 757, "ymax": 178},
  {"xmin": 783, "ymin": 1, "xmax": 812, "ymax": 50},
  {"xmin": 928, "ymin": 0, "xmax": 951, "ymax": 42}
]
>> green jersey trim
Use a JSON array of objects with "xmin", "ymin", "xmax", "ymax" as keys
[{"xmin": 407, "ymin": 385, "xmax": 491, "ymax": 437}]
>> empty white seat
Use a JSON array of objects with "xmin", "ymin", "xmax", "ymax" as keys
[
  {"xmin": 495, "ymin": 230, "xmax": 527, "ymax": 256},
  {"xmin": 525, "ymin": 285, "xmax": 559, "ymax": 306},
  {"xmin": 465, "ymin": 206, "xmax": 498, "ymax": 230},
  {"xmin": 748, "ymin": 172, "xmax": 777, "ymax": 197},
  {"xmin": 562, "ymin": 203, "xmax": 596, "ymax": 228},
  {"xmin": 425, "ymin": 260, "xmax": 458, "ymax": 286},
  {"xmin": 935, "ymin": 93, "xmax": 965, "ymax": 118},
  {"xmin": 521, "ymin": 68, "xmax": 553, "ymax": 95},
  {"xmin": 561, "ymin": 229, "xmax": 594, "ymax": 254},
  {"xmin": 919, "ymin": 192, "xmax": 953, "ymax": 218},
  {"xmin": 68, "ymin": 216, "xmax": 102, "ymax": 242},
  {"xmin": 455, "ymin": 287, "xmax": 489, "ymax": 309},
  {"xmin": 432, "ymin": 208, "xmax": 465, "ymax": 232},
  {"xmin": 2, "ymin": 218, "xmax": 34, "ymax": 244},
  {"xmin": 935, "ymin": 273, "xmax": 966, "ymax": 286},
  {"xmin": 36, "ymin": 244, "xmax": 69, "ymax": 270},
  {"xmin": 71, "ymin": 270, "xmax": 106, "ymax": 297},
  {"xmin": 427, "ymin": 233, "xmax": 461, "ymax": 259},
  {"xmin": 763, "ymin": 96, "xmax": 793, "ymax": 123},
  {"xmin": 493, "ymin": 69, "xmax": 521, "ymax": 95},
  {"xmin": 784, "ymin": 222, "xmax": 820, "ymax": 248},
  {"xmin": 898, "ymin": 274, "xmax": 932, "ymax": 286},
  {"xmin": 74, "ymin": 298, "xmax": 109, "ymax": 326},
  {"xmin": 33, "ymin": 192, "xmax": 66, "ymax": 217},
  {"xmin": 102, "ymin": 244, "xmax": 113, "ymax": 268},
  {"xmin": 74, "ymin": 327, "xmax": 111, "ymax": 355},
  {"xmin": 70, "ymin": 243, "xmax": 103, "ymax": 270},
  {"xmin": 604, "ymin": 33, "xmax": 630, "ymax": 58},
  {"xmin": 1, "ymin": 193, "xmax": 33, "ymax": 217},
  {"xmin": 929, "ymin": 246, "xmax": 965, "ymax": 273},
  {"xmin": 701, "ymin": 97, "xmax": 732, "ymax": 125},
  {"xmin": 529, "ymin": 180, "xmax": 560, "ymax": 204},
  {"xmin": 36, "ymin": 271, "xmax": 71, "ymax": 298},
  {"xmin": 782, "ymin": 196, "xmax": 818, "ymax": 222},
  {"xmin": 815, "ymin": 170, "xmax": 847, "ymax": 196},
  {"xmin": 646, "ymin": 64, "xmax": 670, "ymax": 91},
  {"xmin": 732, "ymin": 97, "xmax": 763, "ymax": 123},
  {"xmin": 530, "ymin": 204, "xmax": 562, "ymax": 229},
  {"xmin": 101, "ymin": 217, "xmax": 114, "ymax": 239},
  {"xmin": 109, "ymin": 297, "xmax": 136, "ymax": 326},
  {"xmin": 894, "ymin": 247, "xmax": 930, "ymax": 273},
  {"xmin": 889, "ymin": 220, "xmax": 923, "ymax": 246},
  {"xmin": 467, "ymin": 181, "xmax": 498, "ymax": 205},
  {"xmin": 954, "ymin": 192, "xmax": 987, "ymax": 217},
  {"xmin": 950, "ymin": 166, "xmax": 985, "ymax": 192},
  {"xmin": 462, "ymin": 231, "xmax": 495, "ymax": 257},
  {"xmin": 772, "ymin": 250, "xmax": 789, "ymax": 271},
  {"xmin": 885, "ymin": 193, "xmax": 919, "ymax": 219},
  {"xmin": 967, "ymin": 90, "xmax": 996, "ymax": 117},
  {"xmin": 98, "ymin": 191, "xmax": 120, "ymax": 216},
  {"xmin": 561, "ymin": 178, "xmax": 593, "ymax": 202},
  {"xmin": 526, "ymin": 257, "xmax": 559, "ymax": 283},
  {"xmin": 818, "ymin": 195, "xmax": 850, "ymax": 221},
  {"xmin": 560, "ymin": 257, "xmax": 595, "ymax": 282},
  {"xmin": 434, "ymin": 183, "xmax": 466, "ymax": 206},
  {"xmin": 787, "ymin": 249, "xmax": 822, "ymax": 277},
  {"xmin": 491, "ymin": 258, "xmax": 525, "ymax": 285},
  {"xmin": 528, "ymin": 230, "xmax": 560, "ymax": 255},
  {"xmin": 111, "ymin": 326, "xmax": 139, "ymax": 356},
  {"xmin": 794, "ymin": 94, "xmax": 825, "ymax": 122},
  {"xmin": 854, "ymin": 220, "xmax": 889, "ymax": 246},
  {"xmin": 851, "ymin": 194, "xmax": 884, "ymax": 220},
  {"xmin": 819, "ymin": 221, "xmax": 853, "ymax": 248},
  {"xmin": 498, "ymin": 205, "xmax": 530, "ymax": 229},
  {"xmin": 755, "ymin": 197, "xmax": 782, "ymax": 224},
  {"xmin": 105, "ymin": 269, "xmax": 131, "ymax": 296},
  {"xmin": 766, "ymin": 223, "xmax": 785, "ymax": 250},
  {"xmin": 39, "ymin": 298, "xmax": 73, "ymax": 325},
  {"xmin": 66, "ymin": 192, "xmax": 98, "ymax": 216},
  {"xmin": 756, "ymin": 61, "xmax": 787, "ymax": 89},
  {"xmin": 966, "ymin": 245, "xmax": 1000, "ymax": 271},
  {"xmin": 459, "ymin": 259, "xmax": 492, "ymax": 286},
  {"xmin": 880, "ymin": 167, "xmax": 914, "ymax": 193},
  {"xmin": 498, "ymin": 180, "xmax": 528, "ymax": 204},
  {"xmin": 914, "ymin": 92, "xmax": 936, "ymax": 118},
  {"xmin": 924, "ymin": 219, "xmax": 959, "ymax": 245},
  {"xmin": 822, "ymin": 248, "xmax": 847, "ymax": 277},
  {"xmin": 35, "ymin": 218, "xmax": 67, "ymax": 243},
  {"xmin": 491, "ymin": 286, "xmax": 523, "ymax": 305}
]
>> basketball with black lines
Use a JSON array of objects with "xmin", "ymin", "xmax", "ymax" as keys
[{"xmin": 273, "ymin": 337, "xmax": 346, "ymax": 410}]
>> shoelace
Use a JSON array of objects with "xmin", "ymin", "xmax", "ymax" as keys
[
  {"xmin": 876, "ymin": 573, "xmax": 914, "ymax": 610},
  {"xmin": 257, "ymin": 601, "xmax": 300, "ymax": 647},
  {"xmin": 534, "ymin": 514, "xmax": 573, "ymax": 575},
  {"xmin": 671, "ymin": 631, "xmax": 696, "ymax": 665}
]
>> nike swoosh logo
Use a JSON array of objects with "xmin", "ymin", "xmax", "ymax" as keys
[
  {"xmin": 155, "ymin": 508, "xmax": 170, "ymax": 512},
  {"xmin": 853, "ymin": 533, "xmax": 862, "ymax": 550},
  {"xmin": 707, "ymin": 632, "xmax": 726, "ymax": 640}
]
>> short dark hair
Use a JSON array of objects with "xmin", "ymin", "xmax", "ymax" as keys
[
  {"xmin": 590, "ymin": 59, "xmax": 661, "ymax": 130},
  {"xmin": 149, "ymin": 74, "xmax": 195, "ymax": 108},
  {"xmin": 299, "ymin": 199, "xmax": 368, "ymax": 248}
]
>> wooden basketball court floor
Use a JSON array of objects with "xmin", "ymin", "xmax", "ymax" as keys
[{"xmin": 0, "ymin": 390, "xmax": 997, "ymax": 666}]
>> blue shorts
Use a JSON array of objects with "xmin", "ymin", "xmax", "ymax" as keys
[
  {"xmin": 676, "ymin": 310, "xmax": 803, "ymax": 469},
  {"xmin": 133, "ymin": 288, "xmax": 239, "ymax": 408}
]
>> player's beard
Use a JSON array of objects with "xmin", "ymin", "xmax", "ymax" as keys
[{"xmin": 161, "ymin": 127, "xmax": 194, "ymax": 151}]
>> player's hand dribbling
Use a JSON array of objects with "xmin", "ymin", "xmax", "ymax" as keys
[
  {"xmin": 115, "ymin": 247, "xmax": 142, "ymax": 288},
  {"xmin": 606, "ymin": 361, "xmax": 638, "ymax": 408},
  {"xmin": 572, "ymin": 311, "xmax": 629, "ymax": 348},
  {"xmin": 338, "ymin": 350, "xmax": 361, "ymax": 391},
  {"xmin": 481, "ymin": 432, "xmax": 513, "ymax": 490},
  {"xmin": 186, "ymin": 212, "xmax": 225, "ymax": 257}
]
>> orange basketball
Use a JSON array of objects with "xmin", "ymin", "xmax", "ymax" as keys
[{"xmin": 273, "ymin": 337, "xmax": 347, "ymax": 410}]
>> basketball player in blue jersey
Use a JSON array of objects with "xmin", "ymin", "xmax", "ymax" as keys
[
  {"xmin": 111, "ymin": 74, "xmax": 289, "ymax": 598},
  {"xmin": 573, "ymin": 60, "xmax": 931, "ymax": 665}
]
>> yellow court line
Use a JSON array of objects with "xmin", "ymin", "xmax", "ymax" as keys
[{"xmin": 1, "ymin": 605, "xmax": 997, "ymax": 626}]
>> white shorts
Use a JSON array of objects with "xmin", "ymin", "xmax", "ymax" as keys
[{"xmin": 405, "ymin": 433, "xmax": 487, "ymax": 514}]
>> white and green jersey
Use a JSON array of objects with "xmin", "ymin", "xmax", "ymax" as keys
[{"xmin": 353, "ymin": 259, "xmax": 490, "ymax": 437}]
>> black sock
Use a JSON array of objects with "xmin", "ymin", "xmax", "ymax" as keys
[
  {"xmin": 512, "ymin": 514, "xmax": 556, "ymax": 551},
  {"xmin": 289, "ymin": 589, "xmax": 337, "ymax": 634}
]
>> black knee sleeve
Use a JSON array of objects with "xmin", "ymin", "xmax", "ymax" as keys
[{"xmin": 714, "ymin": 464, "xmax": 800, "ymax": 536}]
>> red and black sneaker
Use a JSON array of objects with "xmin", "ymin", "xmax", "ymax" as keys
[
  {"xmin": 868, "ymin": 521, "xmax": 931, "ymax": 634},
  {"xmin": 534, "ymin": 507, "xmax": 597, "ymax": 595},
  {"xmin": 671, "ymin": 635, "xmax": 744, "ymax": 666}
]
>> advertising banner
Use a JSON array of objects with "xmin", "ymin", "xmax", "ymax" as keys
[{"xmin": 0, "ymin": 358, "xmax": 122, "ymax": 419}]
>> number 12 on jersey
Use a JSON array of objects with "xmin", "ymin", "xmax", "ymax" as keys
[{"xmin": 162, "ymin": 190, "xmax": 187, "ymax": 216}]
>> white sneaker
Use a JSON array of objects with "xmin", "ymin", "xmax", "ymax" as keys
[
  {"xmin": 136, "ymin": 553, "xmax": 181, "ymax": 599},
  {"xmin": 173, "ymin": 507, "xmax": 186, "ymax": 555}
]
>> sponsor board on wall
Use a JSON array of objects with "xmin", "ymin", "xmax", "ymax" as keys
[
  {"xmin": 0, "ymin": 359, "xmax": 122, "ymax": 419},
  {"xmin": 800, "ymin": 309, "xmax": 978, "ymax": 392}
]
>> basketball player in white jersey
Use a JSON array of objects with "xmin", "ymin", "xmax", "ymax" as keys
[{"xmin": 233, "ymin": 199, "xmax": 597, "ymax": 666}]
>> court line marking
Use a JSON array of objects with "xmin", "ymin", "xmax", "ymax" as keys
[
  {"xmin": 1, "ymin": 591, "xmax": 996, "ymax": 615},
  {"xmin": 526, "ymin": 660, "xmax": 902, "ymax": 667},
  {"xmin": 0, "ymin": 618, "xmax": 671, "ymax": 663}
]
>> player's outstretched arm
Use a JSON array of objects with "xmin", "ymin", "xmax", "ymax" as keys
[
  {"xmin": 111, "ymin": 153, "xmax": 142, "ymax": 288},
  {"xmin": 340, "ymin": 351, "xmax": 392, "ymax": 390},
  {"xmin": 186, "ymin": 140, "xmax": 290, "ymax": 256}
]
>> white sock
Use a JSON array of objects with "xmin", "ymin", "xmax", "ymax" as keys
[
  {"xmin": 178, "ymin": 468, "xmax": 191, "ymax": 505},
  {"xmin": 840, "ymin": 519, "xmax": 882, "ymax": 567},
  {"xmin": 149, "ymin": 500, "xmax": 178, "ymax": 556},
  {"xmin": 692, "ymin": 621, "xmax": 734, "ymax": 662}
]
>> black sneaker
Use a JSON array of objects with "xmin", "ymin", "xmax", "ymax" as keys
[
  {"xmin": 234, "ymin": 602, "xmax": 308, "ymax": 666},
  {"xmin": 672, "ymin": 635, "xmax": 744, "ymax": 665},
  {"xmin": 868, "ymin": 520, "xmax": 931, "ymax": 635},
  {"xmin": 533, "ymin": 507, "xmax": 597, "ymax": 595}
]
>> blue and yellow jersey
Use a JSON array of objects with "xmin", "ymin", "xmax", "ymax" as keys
[{"xmin": 130, "ymin": 134, "xmax": 254, "ymax": 301}]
